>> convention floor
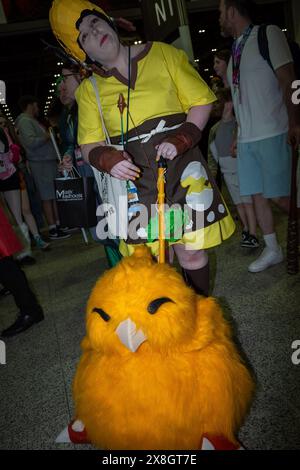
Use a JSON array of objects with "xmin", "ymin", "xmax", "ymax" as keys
[{"xmin": 0, "ymin": 206, "xmax": 299, "ymax": 450}]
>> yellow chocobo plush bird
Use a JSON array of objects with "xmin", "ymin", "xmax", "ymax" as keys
[{"xmin": 72, "ymin": 247, "xmax": 254, "ymax": 450}]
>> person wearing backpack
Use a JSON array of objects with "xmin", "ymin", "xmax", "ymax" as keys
[{"xmin": 219, "ymin": 0, "xmax": 300, "ymax": 272}]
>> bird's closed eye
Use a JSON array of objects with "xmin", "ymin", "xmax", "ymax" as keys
[
  {"xmin": 147, "ymin": 297, "xmax": 174, "ymax": 315},
  {"xmin": 93, "ymin": 307, "xmax": 111, "ymax": 322}
]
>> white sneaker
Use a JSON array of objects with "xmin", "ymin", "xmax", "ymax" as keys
[{"xmin": 248, "ymin": 247, "xmax": 284, "ymax": 273}]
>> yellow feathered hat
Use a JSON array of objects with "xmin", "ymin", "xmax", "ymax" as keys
[{"xmin": 49, "ymin": 0, "xmax": 113, "ymax": 63}]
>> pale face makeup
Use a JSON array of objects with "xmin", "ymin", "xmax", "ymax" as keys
[{"xmin": 78, "ymin": 15, "xmax": 120, "ymax": 65}]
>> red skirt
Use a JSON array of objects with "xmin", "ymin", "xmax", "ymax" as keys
[{"xmin": 0, "ymin": 206, "xmax": 22, "ymax": 259}]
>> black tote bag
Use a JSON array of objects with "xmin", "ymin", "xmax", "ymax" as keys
[{"xmin": 55, "ymin": 176, "xmax": 97, "ymax": 228}]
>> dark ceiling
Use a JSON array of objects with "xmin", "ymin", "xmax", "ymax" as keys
[{"xmin": 0, "ymin": 0, "xmax": 290, "ymax": 122}]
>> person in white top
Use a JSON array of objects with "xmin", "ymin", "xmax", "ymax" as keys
[{"xmin": 219, "ymin": 0, "xmax": 300, "ymax": 273}]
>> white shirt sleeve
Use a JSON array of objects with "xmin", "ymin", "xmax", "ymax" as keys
[{"xmin": 267, "ymin": 25, "xmax": 293, "ymax": 70}]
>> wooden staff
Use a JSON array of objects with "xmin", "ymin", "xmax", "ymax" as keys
[
  {"xmin": 117, "ymin": 93, "xmax": 127, "ymax": 149},
  {"xmin": 157, "ymin": 157, "xmax": 167, "ymax": 264},
  {"xmin": 287, "ymin": 146, "xmax": 299, "ymax": 275}
]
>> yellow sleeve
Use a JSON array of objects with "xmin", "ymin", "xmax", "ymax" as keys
[
  {"xmin": 159, "ymin": 43, "xmax": 217, "ymax": 112},
  {"xmin": 75, "ymin": 78, "xmax": 106, "ymax": 145}
]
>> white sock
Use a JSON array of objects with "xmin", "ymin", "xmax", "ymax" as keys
[
  {"xmin": 263, "ymin": 233, "xmax": 279, "ymax": 251},
  {"xmin": 49, "ymin": 224, "xmax": 56, "ymax": 231}
]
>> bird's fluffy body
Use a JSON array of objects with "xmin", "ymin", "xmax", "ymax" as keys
[{"xmin": 73, "ymin": 247, "xmax": 254, "ymax": 449}]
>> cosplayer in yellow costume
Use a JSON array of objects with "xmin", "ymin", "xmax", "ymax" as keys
[
  {"xmin": 50, "ymin": 2, "xmax": 253, "ymax": 448},
  {"xmin": 50, "ymin": 0, "xmax": 235, "ymax": 297}
]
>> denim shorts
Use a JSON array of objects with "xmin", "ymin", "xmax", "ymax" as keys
[{"xmin": 237, "ymin": 133, "xmax": 292, "ymax": 198}]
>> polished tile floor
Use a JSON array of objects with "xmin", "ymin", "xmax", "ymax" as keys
[{"xmin": 0, "ymin": 205, "xmax": 299, "ymax": 450}]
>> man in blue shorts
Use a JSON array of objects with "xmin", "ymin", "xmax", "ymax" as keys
[{"xmin": 219, "ymin": 0, "xmax": 300, "ymax": 272}]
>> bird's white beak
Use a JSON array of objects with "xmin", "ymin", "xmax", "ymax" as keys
[{"xmin": 115, "ymin": 318, "xmax": 147, "ymax": 352}]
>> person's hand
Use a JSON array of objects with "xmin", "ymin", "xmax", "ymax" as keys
[
  {"xmin": 155, "ymin": 122, "xmax": 202, "ymax": 161},
  {"xmin": 155, "ymin": 142, "xmax": 177, "ymax": 161},
  {"xmin": 110, "ymin": 156, "xmax": 140, "ymax": 180},
  {"xmin": 62, "ymin": 155, "xmax": 73, "ymax": 171},
  {"xmin": 288, "ymin": 124, "xmax": 300, "ymax": 149}
]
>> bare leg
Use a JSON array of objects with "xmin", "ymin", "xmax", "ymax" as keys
[
  {"xmin": 3, "ymin": 190, "xmax": 23, "ymax": 225},
  {"xmin": 236, "ymin": 203, "xmax": 248, "ymax": 231},
  {"xmin": 21, "ymin": 189, "xmax": 39, "ymax": 237},
  {"xmin": 173, "ymin": 244, "xmax": 208, "ymax": 270},
  {"xmin": 243, "ymin": 202, "xmax": 257, "ymax": 235},
  {"xmin": 272, "ymin": 196, "xmax": 290, "ymax": 213},
  {"xmin": 252, "ymin": 193, "xmax": 274, "ymax": 235},
  {"xmin": 42, "ymin": 200, "xmax": 56, "ymax": 227},
  {"xmin": 4, "ymin": 190, "xmax": 32, "ymax": 256},
  {"xmin": 53, "ymin": 200, "xmax": 60, "ymax": 225}
]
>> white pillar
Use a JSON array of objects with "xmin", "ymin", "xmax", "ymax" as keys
[
  {"xmin": 172, "ymin": 0, "xmax": 195, "ymax": 62},
  {"xmin": 172, "ymin": 25, "xmax": 195, "ymax": 62}
]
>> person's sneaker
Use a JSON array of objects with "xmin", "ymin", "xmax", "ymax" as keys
[
  {"xmin": 241, "ymin": 234, "xmax": 260, "ymax": 248},
  {"xmin": 1, "ymin": 306, "xmax": 44, "ymax": 338},
  {"xmin": 0, "ymin": 287, "xmax": 10, "ymax": 297},
  {"xmin": 34, "ymin": 235, "xmax": 50, "ymax": 250},
  {"xmin": 241, "ymin": 230, "xmax": 249, "ymax": 242},
  {"xmin": 17, "ymin": 255, "xmax": 36, "ymax": 266},
  {"xmin": 49, "ymin": 228, "xmax": 71, "ymax": 240},
  {"xmin": 248, "ymin": 247, "xmax": 284, "ymax": 273},
  {"xmin": 58, "ymin": 226, "xmax": 79, "ymax": 233}
]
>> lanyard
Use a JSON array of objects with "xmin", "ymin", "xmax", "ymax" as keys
[
  {"xmin": 125, "ymin": 46, "xmax": 131, "ymax": 146},
  {"xmin": 232, "ymin": 24, "xmax": 254, "ymax": 93}
]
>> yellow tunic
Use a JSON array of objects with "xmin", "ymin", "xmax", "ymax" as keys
[
  {"xmin": 76, "ymin": 42, "xmax": 235, "ymax": 256},
  {"xmin": 76, "ymin": 42, "xmax": 216, "ymax": 144}
]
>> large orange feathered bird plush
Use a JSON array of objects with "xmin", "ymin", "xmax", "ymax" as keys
[{"xmin": 70, "ymin": 247, "xmax": 254, "ymax": 449}]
